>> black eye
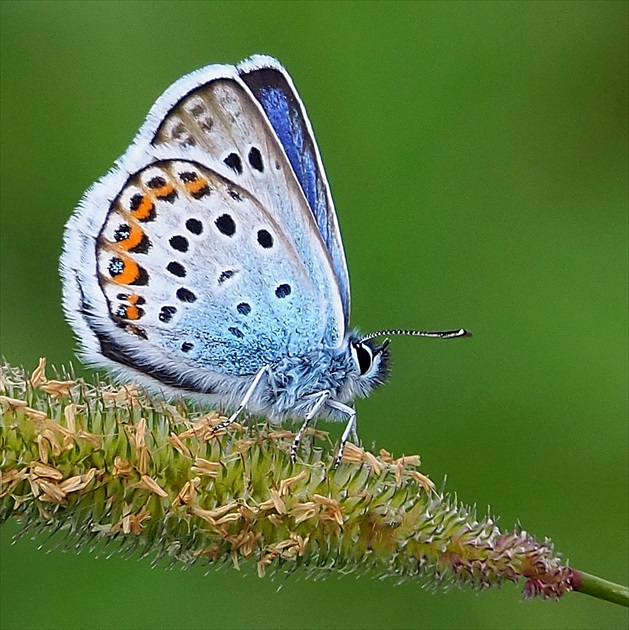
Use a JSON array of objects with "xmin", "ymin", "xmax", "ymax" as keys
[{"xmin": 355, "ymin": 344, "xmax": 372, "ymax": 375}]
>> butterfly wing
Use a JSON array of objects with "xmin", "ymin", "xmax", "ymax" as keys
[
  {"xmin": 238, "ymin": 56, "xmax": 351, "ymax": 325},
  {"xmin": 61, "ymin": 61, "xmax": 345, "ymax": 400}
]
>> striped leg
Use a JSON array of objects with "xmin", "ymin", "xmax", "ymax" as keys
[
  {"xmin": 211, "ymin": 365, "xmax": 270, "ymax": 433},
  {"xmin": 327, "ymin": 400, "xmax": 357, "ymax": 468},
  {"xmin": 290, "ymin": 390, "xmax": 330, "ymax": 463}
]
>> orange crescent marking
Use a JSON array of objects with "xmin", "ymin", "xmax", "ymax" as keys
[
  {"xmin": 125, "ymin": 305, "xmax": 140, "ymax": 320},
  {"xmin": 113, "ymin": 256, "xmax": 140, "ymax": 285},
  {"xmin": 186, "ymin": 178, "xmax": 209, "ymax": 195},
  {"xmin": 153, "ymin": 183, "xmax": 175, "ymax": 198},
  {"xmin": 132, "ymin": 196, "xmax": 155, "ymax": 220},
  {"xmin": 117, "ymin": 224, "xmax": 144, "ymax": 251}
]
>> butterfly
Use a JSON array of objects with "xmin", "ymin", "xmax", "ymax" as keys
[{"xmin": 60, "ymin": 55, "xmax": 469, "ymax": 466}]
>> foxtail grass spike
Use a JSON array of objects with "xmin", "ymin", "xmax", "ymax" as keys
[{"xmin": 1, "ymin": 359, "xmax": 626, "ymax": 607}]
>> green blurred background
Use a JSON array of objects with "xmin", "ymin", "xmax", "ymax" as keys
[{"xmin": 1, "ymin": 1, "xmax": 627, "ymax": 628}]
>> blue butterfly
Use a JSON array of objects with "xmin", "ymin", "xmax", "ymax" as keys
[{"xmin": 60, "ymin": 55, "xmax": 469, "ymax": 465}]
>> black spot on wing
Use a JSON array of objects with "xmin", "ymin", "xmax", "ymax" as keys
[
  {"xmin": 248, "ymin": 147, "xmax": 264, "ymax": 172},
  {"xmin": 275, "ymin": 284, "xmax": 291, "ymax": 298},
  {"xmin": 166, "ymin": 261, "xmax": 186, "ymax": 277},
  {"xmin": 147, "ymin": 176, "xmax": 166, "ymax": 188},
  {"xmin": 159, "ymin": 305, "xmax": 177, "ymax": 323},
  {"xmin": 215, "ymin": 214, "xmax": 236, "ymax": 237},
  {"xmin": 218, "ymin": 269, "xmax": 236, "ymax": 285},
  {"xmin": 257, "ymin": 229, "xmax": 273, "ymax": 249},
  {"xmin": 224, "ymin": 153, "xmax": 243, "ymax": 175},
  {"xmin": 169, "ymin": 235, "xmax": 189, "ymax": 252},
  {"xmin": 176, "ymin": 287, "xmax": 197, "ymax": 303},
  {"xmin": 185, "ymin": 218, "xmax": 203, "ymax": 234}
]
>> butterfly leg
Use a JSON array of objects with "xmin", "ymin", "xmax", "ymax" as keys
[
  {"xmin": 211, "ymin": 365, "xmax": 271, "ymax": 433},
  {"xmin": 327, "ymin": 400, "xmax": 357, "ymax": 468},
  {"xmin": 290, "ymin": 390, "xmax": 331, "ymax": 463}
]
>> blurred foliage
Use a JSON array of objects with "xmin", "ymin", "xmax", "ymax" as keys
[{"xmin": 1, "ymin": 1, "xmax": 627, "ymax": 629}]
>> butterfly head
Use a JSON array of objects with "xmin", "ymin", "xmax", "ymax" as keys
[
  {"xmin": 345, "ymin": 326, "xmax": 471, "ymax": 399},
  {"xmin": 348, "ymin": 335, "xmax": 391, "ymax": 396}
]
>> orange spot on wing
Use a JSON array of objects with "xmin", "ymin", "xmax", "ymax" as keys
[
  {"xmin": 126, "ymin": 305, "xmax": 140, "ymax": 320},
  {"xmin": 186, "ymin": 178, "xmax": 209, "ymax": 194},
  {"xmin": 113, "ymin": 257, "xmax": 140, "ymax": 285},
  {"xmin": 153, "ymin": 183, "xmax": 175, "ymax": 198},
  {"xmin": 117, "ymin": 224, "xmax": 144, "ymax": 251},
  {"xmin": 131, "ymin": 196, "xmax": 155, "ymax": 221},
  {"xmin": 114, "ymin": 294, "xmax": 145, "ymax": 320}
]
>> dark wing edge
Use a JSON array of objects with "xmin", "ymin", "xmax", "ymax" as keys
[{"xmin": 238, "ymin": 55, "xmax": 351, "ymax": 324}]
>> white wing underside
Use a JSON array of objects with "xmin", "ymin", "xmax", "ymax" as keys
[{"xmin": 61, "ymin": 61, "xmax": 346, "ymax": 400}]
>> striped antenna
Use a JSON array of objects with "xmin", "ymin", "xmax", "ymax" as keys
[{"xmin": 360, "ymin": 328, "xmax": 472, "ymax": 343}]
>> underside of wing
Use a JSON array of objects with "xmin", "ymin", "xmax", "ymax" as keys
[
  {"xmin": 237, "ymin": 56, "xmax": 351, "ymax": 324},
  {"xmin": 61, "ymin": 62, "xmax": 346, "ymax": 396}
]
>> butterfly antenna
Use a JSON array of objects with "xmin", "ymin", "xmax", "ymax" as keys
[{"xmin": 360, "ymin": 328, "xmax": 472, "ymax": 343}]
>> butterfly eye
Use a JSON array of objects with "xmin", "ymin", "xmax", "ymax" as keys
[{"xmin": 354, "ymin": 343, "xmax": 373, "ymax": 376}]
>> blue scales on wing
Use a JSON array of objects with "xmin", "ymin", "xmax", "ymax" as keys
[{"xmin": 239, "ymin": 58, "xmax": 351, "ymax": 326}]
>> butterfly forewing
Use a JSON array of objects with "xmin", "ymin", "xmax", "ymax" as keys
[
  {"xmin": 238, "ymin": 56, "xmax": 351, "ymax": 323},
  {"xmin": 150, "ymin": 75, "xmax": 345, "ymax": 329},
  {"xmin": 150, "ymin": 77, "xmax": 342, "ymax": 318}
]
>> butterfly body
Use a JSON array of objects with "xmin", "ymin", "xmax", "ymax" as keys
[{"xmin": 255, "ymin": 336, "xmax": 389, "ymax": 422}]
